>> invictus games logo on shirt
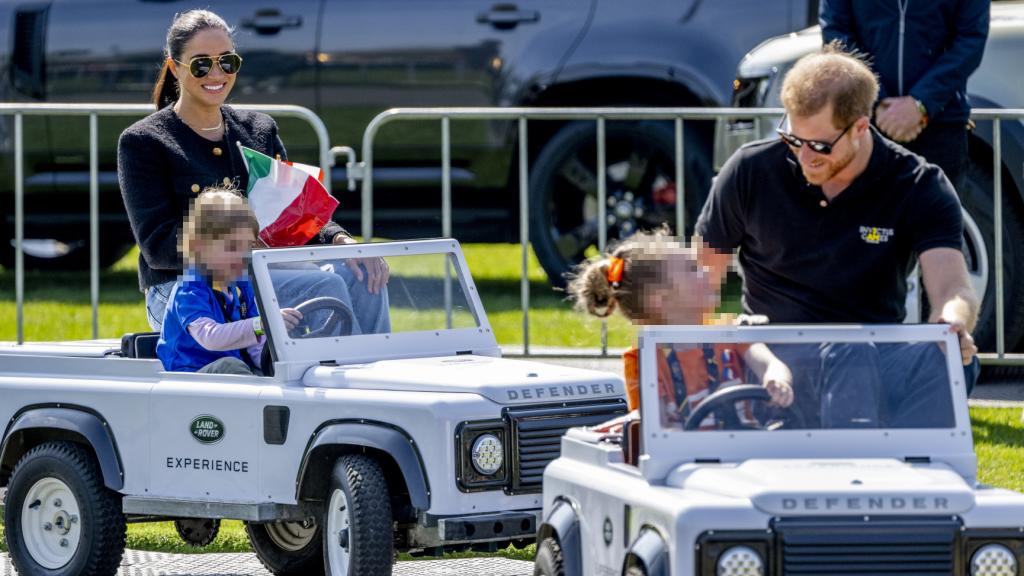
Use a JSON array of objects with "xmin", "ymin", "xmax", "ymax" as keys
[
  {"xmin": 860, "ymin": 226, "xmax": 894, "ymax": 245},
  {"xmin": 190, "ymin": 415, "xmax": 225, "ymax": 445}
]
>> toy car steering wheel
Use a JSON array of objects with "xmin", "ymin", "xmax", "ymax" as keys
[
  {"xmin": 290, "ymin": 297, "xmax": 355, "ymax": 339},
  {"xmin": 683, "ymin": 384, "xmax": 772, "ymax": 431}
]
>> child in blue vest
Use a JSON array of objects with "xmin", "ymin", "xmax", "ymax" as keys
[{"xmin": 157, "ymin": 188, "xmax": 301, "ymax": 374}]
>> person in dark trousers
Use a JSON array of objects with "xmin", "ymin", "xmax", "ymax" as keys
[
  {"xmin": 695, "ymin": 47, "xmax": 980, "ymax": 428},
  {"xmin": 820, "ymin": 0, "xmax": 990, "ymax": 194}
]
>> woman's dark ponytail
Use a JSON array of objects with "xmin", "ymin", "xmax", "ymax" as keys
[
  {"xmin": 149, "ymin": 9, "xmax": 233, "ymax": 109},
  {"xmin": 151, "ymin": 60, "xmax": 178, "ymax": 109}
]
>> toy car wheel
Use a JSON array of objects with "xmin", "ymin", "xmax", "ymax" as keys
[
  {"xmin": 246, "ymin": 519, "xmax": 325, "ymax": 576},
  {"xmin": 3, "ymin": 440, "xmax": 126, "ymax": 575},
  {"xmin": 533, "ymin": 537, "xmax": 565, "ymax": 576},
  {"xmin": 174, "ymin": 518, "xmax": 221, "ymax": 548},
  {"xmin": 323, "ymin": 454, "xmax": 393, "ymax": 576}
]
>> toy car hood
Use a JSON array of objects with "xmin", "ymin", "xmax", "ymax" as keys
[
  {"xmin": 666, "ymin": 458, "xmax": 976, "ymax": 516},
  {"xmin": 302, "ymin": 355, "xmax": 625, "ymax": 406}
]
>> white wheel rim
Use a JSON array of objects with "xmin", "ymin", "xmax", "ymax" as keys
[
  {"xmin": 20, "ymin": 477, "xmax": 81, "ymax": 569},
  {"xmin": 326, "ymin": 488, "xmax": 352, "ymax": 575},
  {"xmin": 962, "ymin": 208, "xmax": 989, "ymax": 304},
  {"xmin": 265, "ymin": 520, "xmax": 317, "ymax": 552}
]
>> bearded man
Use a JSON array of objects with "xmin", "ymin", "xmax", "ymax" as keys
[{"xmin": 695, "ymin": 46, "xmax": 979, "ymax": 428}]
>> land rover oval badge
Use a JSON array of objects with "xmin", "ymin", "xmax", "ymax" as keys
[{"xmin": 190, "ymin": 415, "xmax": 225, "ymax": 444}]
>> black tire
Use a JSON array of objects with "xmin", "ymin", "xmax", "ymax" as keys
[
  {"xmin": 533, "ymin": 537, "xmax": 565, "ymax": 576},
  {"xmin": 958, "ymin": 156, "xmax": 1024, "ymax": 352},
  {"xmin": 3, "ymin": 441, "xmax": 126, "ymax": 576},
  {"xmin": 528, "ymin": 120, "xmax": 712, "ymax": 287},
  {"xmin": 625, "ymin": 566, "xmax": 647, "ymax": 576},
  {"xmin": 174, "ymin": 518, "xmax": 221, "ymax": 548},
  {"xmin": 322, "ymin": 454, "xmax": 393, "ymax": 576},
  {"xmin": 245, "ymin": 519, "xmax": 325, "ymax": 576}
]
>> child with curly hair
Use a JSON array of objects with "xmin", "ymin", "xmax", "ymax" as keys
[{"xmin": 568, "ymin": 231, "xmax": 793, "ymax": 428}]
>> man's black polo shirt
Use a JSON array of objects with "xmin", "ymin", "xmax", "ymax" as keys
[{"xmin": 695, "ymin": 128, "xmax": 962, "ymax": 323}]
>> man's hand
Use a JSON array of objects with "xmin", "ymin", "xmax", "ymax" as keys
[
  {"xmin": 875, "ymin": 96, "xmax": 924, "ymax": 143},
  {"xmin": 762, "ymin": 360, "xmax": 794, "ymax": 408},
  {"xmin": 332, "ymin": 233, "xmax": 390, "ymax": 294},
  {"xmin": 280, "ymin": 307, "xmax": 302, "ymax": 330},
  {"xmin": 939, "ymin": 299, "xmax": 978, "ymax": 366}
]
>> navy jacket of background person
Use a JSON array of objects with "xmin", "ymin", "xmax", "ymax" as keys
[{"xmin": 819, "ymin": 0, "xmax": 990, "ymax": 125}]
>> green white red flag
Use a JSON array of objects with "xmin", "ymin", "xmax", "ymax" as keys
[{"xmin": 237, "ymin": 143, "xmax": 339, "ymax": 247}]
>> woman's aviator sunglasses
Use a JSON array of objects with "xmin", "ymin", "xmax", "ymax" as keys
[
  {"xmin": 776, "ymin": 113, "xmax": 854, "ymax": 155},
  {"xmin": 176, "ymin": 53, "xmax": 243, "ymax": 78}
]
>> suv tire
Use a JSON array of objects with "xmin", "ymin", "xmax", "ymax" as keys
[
  {"xmin": 528, "ymin": 121, "xmax": 711, "ymax": 286},
  {"xmin": 323, "ymin": 454, "xmax": 393, "ymax": 576},
  {"xmin": 3, "ymin": 440, "xmax": 126, "ymax": 576},
  {"xmin": 957, "ymin": 154, "xmax": 1024, "ymax": 351},
  {"xmin": 533, "ymin": 536, "xmax": 565, "ymax": 576},
  {"xmin": 246, "ymin": 519, "xmax": 325, "ymax": 576}
]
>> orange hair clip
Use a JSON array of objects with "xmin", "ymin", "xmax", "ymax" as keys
[{"xmin": 606, "ymin": 257, "xmax": 625, "ymax": 288}]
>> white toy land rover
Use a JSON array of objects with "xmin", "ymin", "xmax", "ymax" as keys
[
  {"xmin": 537, "ymin": 324, "xmax": 1024, "ymax": 576},
  {"xmin": 0, "ymin": 239, "xmax": 626, "ymax": 576}
]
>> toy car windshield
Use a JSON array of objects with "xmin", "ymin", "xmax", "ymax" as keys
[
  {"xmin": 262, "ymin": 251, "xmax": 478, "ymax": 339},
  {"xmin": 639, "ymin": 324, "xmax": 967, "ymax": 434},
  {"xmin": 249, "ymin": 239, "xmax": 496, "ymax": 366}
]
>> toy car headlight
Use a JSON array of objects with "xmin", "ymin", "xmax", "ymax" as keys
[
  {"xmin": 470, "ymin": 433, "xmax": 504, "ymax": 475},
  {"xmin": 972, "ymin": 544, "xmax": 1017, "ymax": 576},
  {"xmin": 455, "ymin": 421, "xmax": 507, "ymax": 492},
  {"xmin": 717, "ymin": 545, "xmax": 764, "ymax": 576}
]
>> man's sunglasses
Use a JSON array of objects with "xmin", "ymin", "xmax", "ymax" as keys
[
  {"xmin": 176, "ymin": 53, "xmax": 243, "ymax": 78},
  {"xmin": 776, "ymin": 114, "xmax": 854, "ymax": 155}
]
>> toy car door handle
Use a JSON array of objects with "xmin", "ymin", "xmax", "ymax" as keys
[
  {"xmin": 477, "ymin": 4, "xmax": 540, "ymax": 30},
  {"xmin": 240, "ymin": 9, "xmax": 302, "ymax": 36}
]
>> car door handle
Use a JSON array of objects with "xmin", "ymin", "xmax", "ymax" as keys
[
  {"xmin": 240, "ymin": 9, "xmax": 303, "ymax": 36},
  {"xmin": 477, "ymin": 4, "xmax": 540, "ymax": 30}
]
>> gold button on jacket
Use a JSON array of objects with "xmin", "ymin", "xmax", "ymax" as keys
[{"xmin": 213, "ymin": 147, "xmax": 222, "ymax": 156}]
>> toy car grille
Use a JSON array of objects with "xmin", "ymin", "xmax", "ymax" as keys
[
  {"xmin": 505, "ymin": 400, "xmax": 627, "ymax": 494},
  {"xmin": 775, "ymin": 517, "xmax": 960, "ymax": 574}
]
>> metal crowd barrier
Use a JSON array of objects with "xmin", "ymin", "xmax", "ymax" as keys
[
  {"xmin": 3, "ymin": 103, "xmax": 332, "ymax": 344},
  {"xmin": 7, "ymin": 104, "xmax": 1023, "ymax": 365},
  {"xmin": 355, "ymin": 106, "xmax": 1024, "ymax": 361}
]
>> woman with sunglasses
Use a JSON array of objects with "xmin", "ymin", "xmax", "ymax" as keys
[{"xmin": 118, "ymin": 10, "xmax": 389, "ymax": 332}]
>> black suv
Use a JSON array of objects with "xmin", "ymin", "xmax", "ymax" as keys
[{"xmin": 0, "ymin": 0, "xmax": 818, "ymax": 282}]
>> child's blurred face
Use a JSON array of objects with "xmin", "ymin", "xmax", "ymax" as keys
[
  {"xmin": 644, "ymin": 254, "xmax": 718, "ymax": 325},
  {"xmin": 198, "ymin": 226, "xmax": 254, "ymax": 282}
]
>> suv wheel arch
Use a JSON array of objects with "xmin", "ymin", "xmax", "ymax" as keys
[
  {"xmin": 537, "ymin": 498, "xmax": 583, "ymax": 576},
  {"xmin": 623, "ymin": 527, "xmax": 669, "ymax": 576},
  {"xmin": 295, "ymin": 421, "xmax": 428, "ymax": 515},
  {"xmin": 1, "ymin": 406, "xmax": 123, "ymax": 490}
]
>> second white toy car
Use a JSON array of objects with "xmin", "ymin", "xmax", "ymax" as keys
[{"xmin": 537, "ymin": 324, "xmax": 1024, "ymax": 576}]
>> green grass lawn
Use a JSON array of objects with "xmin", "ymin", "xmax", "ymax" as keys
[{"xmin": 0, "ymin": 244, "xmax": 667, "ymax": 347}]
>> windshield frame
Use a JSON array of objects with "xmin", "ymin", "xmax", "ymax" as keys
[
  {"xmin": 249, "ymin": 239, "xmax": 498, "ymax": 371},
  {"xmin": 635, "ymin": 324, "xmax": 975, "ymax": 482}
]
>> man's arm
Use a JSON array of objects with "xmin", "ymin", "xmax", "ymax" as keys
[
  {"xmin": 920, "ymin": 247, "xmax": 979, "ymax": 364},
  {"xmin": 908, "ymin": 0, "xmax": 989, "ymax": 119},
  {"xmin": 820, "ymin": 0, "xmax": 862, "ymax": 53}
]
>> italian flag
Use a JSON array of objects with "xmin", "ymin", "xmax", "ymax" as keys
[{"xmin": 237, "ymin": 143, "xmax": 339, "ymax": 247}]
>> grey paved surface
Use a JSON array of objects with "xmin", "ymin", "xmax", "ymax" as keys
[{"xmin": 0, "ymin": 551, "xmax": 532, "ymax": 576}]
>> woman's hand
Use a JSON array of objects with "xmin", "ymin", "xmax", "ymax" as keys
[
  {"xmin": 280, "ymin": 307, "xmax": 302, "ymax": 330},
  {"xmin": 332, "ymin": 233, "xmax": 390, "ymax": 294},
  {"xmin": 762, "ymin": 360, "xmax": 794, "ymax": 408}
]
